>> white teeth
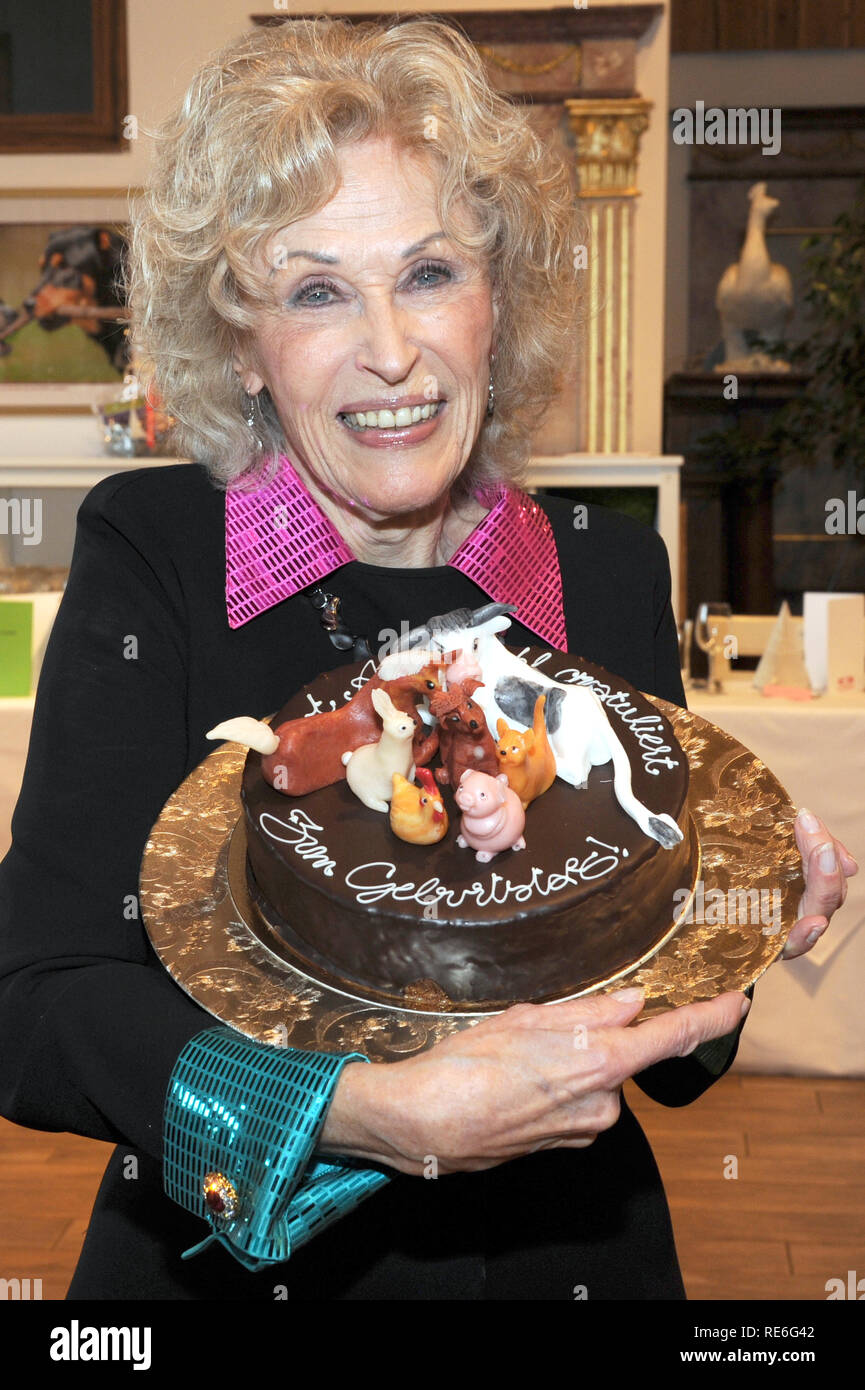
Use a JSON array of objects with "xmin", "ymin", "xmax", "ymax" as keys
[{"xmin": 341, "ymin": 401, "xmax": 441, "ymax": 430}]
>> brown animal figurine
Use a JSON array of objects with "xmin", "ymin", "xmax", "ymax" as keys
[
  {"xmin": 389, "ymin": 766, "xmax": 448, "ymax": 844},
  {"xmin": 495, "ymin": 693, "xmax": 557, "ymax": 809},
  {"xmin": 429, "ymin": 678, "xmax": 498, "ymax": 789},
  {"xmin": 206, "ymin": 661, "xmax": 443, "ymax": 796}
]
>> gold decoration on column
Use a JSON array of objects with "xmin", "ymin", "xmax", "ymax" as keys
[
  {"xmin": 564, "ymin": 98, "xmax": 652, "ymax": 453},
  {"xmin": 564, "ymin": 97, "xmax": 652, "ymax": 197}
]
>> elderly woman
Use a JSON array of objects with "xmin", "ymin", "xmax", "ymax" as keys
[{"xmin": 0, "ymin": 18, "xmax": 854, "ymax": 1302}]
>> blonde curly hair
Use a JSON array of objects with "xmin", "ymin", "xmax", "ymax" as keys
[{"xmin": 128, "ymin": 15, "xmax": 587, "ymax": 495}]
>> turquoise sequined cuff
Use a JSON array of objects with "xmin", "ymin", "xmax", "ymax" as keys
[{"xmin": 163, "ymin": 1026, "xmax": 390, "ymax": 1272}]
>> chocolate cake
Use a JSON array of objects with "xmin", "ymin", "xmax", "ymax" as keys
[{"xmin": 239, "ymin": 646, "xmax": 695, "ymax": 1007}]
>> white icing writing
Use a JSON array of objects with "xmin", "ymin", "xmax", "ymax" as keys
[
  {"xmin": 302, "ymin": 659, "xmax": 377, "ymax": 715},
  {"xmin": 295, "ymin": 647, "xmax": 679, "ymax": 772},
  {"xmin": 342, "ymin": 836, "xmax": 624, "ymax": 909},
  {"xmin": 259, "ymin": 808, "xmax": 336, "ymax": 876},
  {"xmin": 512, "ymin": 647, "xmax": 680, "ymax": 776}
]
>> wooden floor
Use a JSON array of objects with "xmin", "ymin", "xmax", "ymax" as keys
[
  {"xmin": 625, "ymin": 1072, "xmax": 865, "ymax": 1300},
  {"xmin": 1, "ymin": 1072, "xmax": 862, "ymax": 1300},
  {"xmin": 0, "ymin": 1121, "xmax": 110, "ymax": 1300}
]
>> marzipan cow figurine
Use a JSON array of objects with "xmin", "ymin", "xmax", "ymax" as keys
[{"xmin": 382, "ymin": 603, "xmax": 684, "ymax": 850}]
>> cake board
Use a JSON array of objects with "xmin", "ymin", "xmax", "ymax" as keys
[{"xmin": 140, "ymin": 697, "xmax": 804, "ymax": 1061}]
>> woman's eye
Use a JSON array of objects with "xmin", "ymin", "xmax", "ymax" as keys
[
  {"xmin": 410, "ymin": 258, "xmax": 453, "ymax": 289},
  {"xmin": 291, "ymin": 278, "xmax": 338, "ymax": 307},
  {"xmin": 289, "ymin": 259, "xmax": 453, "ymax": 308}
]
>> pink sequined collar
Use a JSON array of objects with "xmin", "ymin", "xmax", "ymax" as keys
[{"xmin": 225, "ymin": 453, "xmax": 567, "ymax": 650}]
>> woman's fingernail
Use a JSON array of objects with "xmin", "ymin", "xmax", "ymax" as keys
[
  {"xmin": 740, "ymin": 996, "xmax": 752, "ymax": 1018},
  {"xmin": 819, "ymin": 842, "xmax": 837, "ymax": 872},
  {"xmin": 805, "ymin": 923, "xmax": 827, "ymax": 948},
  {"xmin": 610, "ymin": 986, "xmax": 644, "ymax": 1002},
  {"xmin": 797, "ymin": 808, "xmax": 820, "ymax": 832}
]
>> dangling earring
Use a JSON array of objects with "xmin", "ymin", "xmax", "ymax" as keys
[
  {"xmin": 245, "ymin": 391, "xmax": 263, "ymax": 452},
  {"xmin": 486, "ymin": 372, "xmax": 495, "ymax": 417}
]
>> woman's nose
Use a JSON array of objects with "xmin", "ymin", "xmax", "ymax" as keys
[{"xmin": 354, "ymin": 296, "xmax": 420, "ymax": 379}]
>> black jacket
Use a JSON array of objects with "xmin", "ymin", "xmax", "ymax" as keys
[{"xmin": 0, "ymin": 465, "xmax": 744, "ymax": 1299}]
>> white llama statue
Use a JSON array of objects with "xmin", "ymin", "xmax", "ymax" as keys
[{"xmin": 714, "ymin": 181, "xmax": 793, "ymax": 373}]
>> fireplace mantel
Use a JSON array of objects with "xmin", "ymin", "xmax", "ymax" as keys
[
  {"xmin": 255, "ymin": 8, "xmax": 664, "ymax": 45},
  {"xmin": 255, "ymin": 7, "xmax": 662, "ymax": 102}
]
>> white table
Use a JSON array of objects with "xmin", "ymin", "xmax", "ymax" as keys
[{"xmin": 687, "ymin": 674, "xmax": 865, "ymax": 1078}]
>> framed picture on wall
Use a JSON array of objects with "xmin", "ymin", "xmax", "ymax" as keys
[
  {"xmin": 0, "ymin": 214, "xmax": 130, "ymax": 407},
  {"xmin": 0, "ymin": 0, "xmax": 128, "ymax": 154}
]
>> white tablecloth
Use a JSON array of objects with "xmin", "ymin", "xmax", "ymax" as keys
[{"xmin": 687, "ymin": 676, "xmax": 865, "ymax": 1077}]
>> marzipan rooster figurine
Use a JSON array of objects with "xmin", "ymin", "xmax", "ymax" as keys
[{"xmin": 389, "ymin": 766, "xmax": 448, "ymax": 844}]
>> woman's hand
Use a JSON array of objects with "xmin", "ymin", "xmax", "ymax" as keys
[
  {"xmin": 781, "ymin": 807, "xmax": 859, "ymax": 961},
  {"xmin": 319, "ymin": 987, "xmax": 750, "ymax": 1175}
]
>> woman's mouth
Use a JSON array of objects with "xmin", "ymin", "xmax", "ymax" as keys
[{"xmin": 337, "ymin": 399, "xmax": 446, "ymax": 445}]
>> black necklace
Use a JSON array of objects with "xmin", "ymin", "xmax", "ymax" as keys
[{"xmin": 306, "ymin": 585, "xmax": 374, "ymax": 663}]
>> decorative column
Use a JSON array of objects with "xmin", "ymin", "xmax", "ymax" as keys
[{"xmin": 564, "ymin": 98, "xmax": 652, "ymax": 453}]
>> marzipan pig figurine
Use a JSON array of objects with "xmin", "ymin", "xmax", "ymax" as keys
[{"xmin": 454, "ymin": 768, "xmax": 526, "ymax": 864}]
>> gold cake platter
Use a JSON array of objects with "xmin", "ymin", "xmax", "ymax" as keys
[{"xmin": 140, "ymin": 697, "xmax": 804, "ymax": 1061}]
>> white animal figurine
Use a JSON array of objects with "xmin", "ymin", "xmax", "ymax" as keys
[
  {"xmin": 715, "ymin": 181, "xmax": 793, "ymax": 372},
  {"xmin": 379, "ymin": 603, "xmax": 683, "ymax": 850},
  {"xmin": 340, "ymin": 687, "xmax": 415, "ymax": 813}
]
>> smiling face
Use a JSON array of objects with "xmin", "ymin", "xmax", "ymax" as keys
[{"xmin": 234, "ymin": 135, "xmax": 498, "ymax": 523}]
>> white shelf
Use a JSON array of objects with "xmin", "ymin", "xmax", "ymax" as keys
[
  {"xmin": 0, "ymin": 457, "xmax": 184, "ymax": 489},
  {"xmin": 528, "ymin": 452, "xmax": 684, "ymax": 623}
]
